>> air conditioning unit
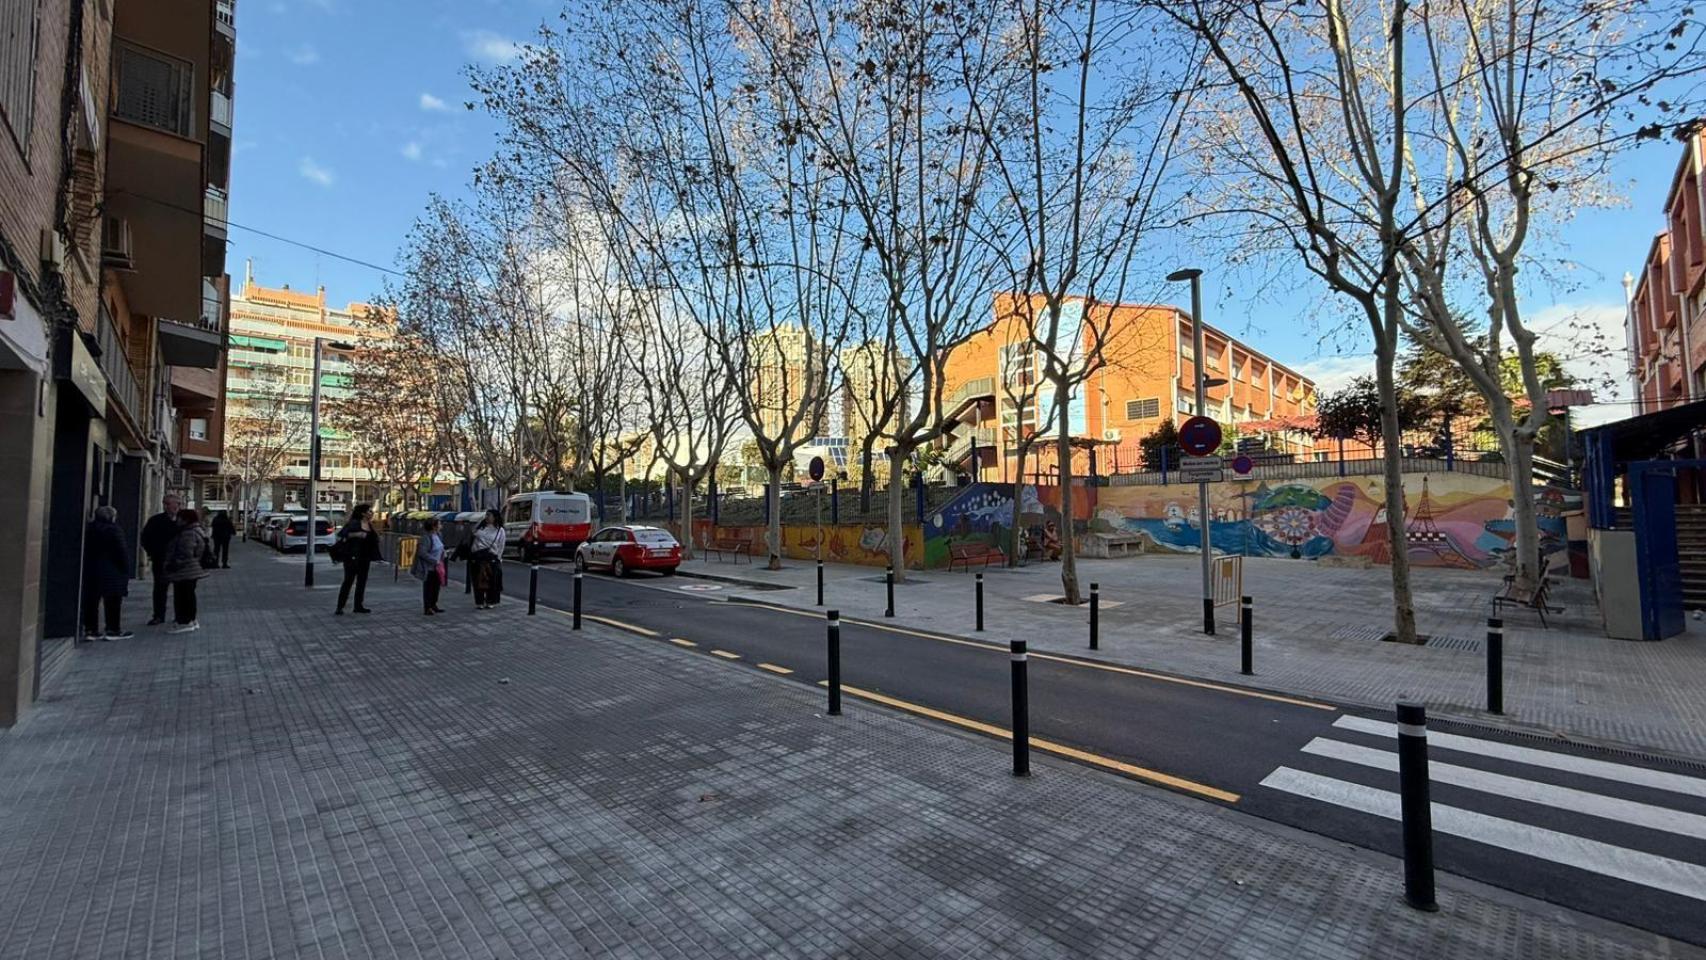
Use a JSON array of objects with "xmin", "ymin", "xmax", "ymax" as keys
[
  {"xmin": 1102, "ymin": 428, "xmax": 1121, "ymax": 442},
  {"xmin": 101, "ymin": 216, "xmax": 135, "ymax": 270},
  {"xmin": 39, "ymin": 229, "xmax": 66, "ymax": 269}
]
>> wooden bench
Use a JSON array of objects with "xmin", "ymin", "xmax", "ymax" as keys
[
  {"xmin": 1492, "ymin": 554, "xmax": 1562, "ymax": 627},
  {"xmin": 948, "ymin": 541, "xmax": 1006, "ymax": 572},
  {"xmin": 705, "ymin": 538, "xmax": 752, "ymax": 563}
]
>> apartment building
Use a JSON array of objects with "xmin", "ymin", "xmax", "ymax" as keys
[
  {"xmin": 1627, "ymin": 132, "xmax": 1706, "ymax": 411},
  {"xmin": 220, "ymin": 267, "xmax": 390, "ymax": 515},
  {"xmin": 0, "ymin": 0, "xmax": 236, "ymax": 725},
  {"xmin": 938, "ymin": 294, "xmax": 1316, "ymax": 482}
]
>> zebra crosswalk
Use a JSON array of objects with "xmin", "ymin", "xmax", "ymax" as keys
[{"xmin": 1258, "ymin": 715, "xmax": 1706, "ymax": 905}]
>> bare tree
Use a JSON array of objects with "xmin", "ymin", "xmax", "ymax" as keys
[
  {"xmin": 223, "ymin": 366, "xmax": 309, "ymax": 528},
  {"xmin": 330, "ymin": 311, "xmax": 444, "ymax": 510},
  {"xmin": 1166, "ymin": 0, "xmax": 1423, "ymax": 642}
]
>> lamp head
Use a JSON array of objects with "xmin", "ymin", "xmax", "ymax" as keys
[{"xmin": 1166, "ymin": 268, "xmax": 1203, "ymax": 282}]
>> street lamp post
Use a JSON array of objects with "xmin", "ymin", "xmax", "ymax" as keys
[
  {"xmin": 305, "ymin": 337, "xmax": 355, "ymax": 588},
  {"xmin": 1168, "ymin": 267, "xmax": 1215, "ymax": 635}
]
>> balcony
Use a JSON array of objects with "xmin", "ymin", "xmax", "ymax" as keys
[
  {"xmin": 216, "ymin": 0, "xmax": 236, "ymax": 41},
  {"xmin": 158, "ymin": 311, "xmax": 223, "ymax": 369},
  {"xmin": 113, "ymin": 44, "xmax": 194, "ymax": 139},
  {"xmin": 204, "ymin": 187, "xmax": 228, "ymax": 276},
  {"xmin": 944, "ymin": 426, "xmax": 997, "ymax": 465},
  {"xmin": 211, "ymin": 89, "xmax": 232, "ymax": 136},
  {"xmin": 95, "ymin": 304, "xmax": 146, "ymax": 434},
  {"xmin": 945, "ymin": 376, "xmax": 996, "ymax": 418}
]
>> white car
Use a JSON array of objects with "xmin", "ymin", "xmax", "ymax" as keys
[
  {"xmin": 262, "ymin": 513, "xmax": 299, "ymax": 548},
  {"xmin": 278, "ymin": 516, "xmax": 336, "ymax": 553}
]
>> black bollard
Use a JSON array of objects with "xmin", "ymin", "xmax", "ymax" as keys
[
  {"xmin": 1397, "ymin": 701, "xmax": 1437, "ymax": 911},
  {"xmin": 816, "ymin": 559, "xmax": 824, "ymax": 607},
  {"xmin": 827, "ymin": 609, "xmax": 841, "ymax": 716},
  {"xmin": 572, "ymin": 571, "xmax": 583, "ymax": 631},
  {"xmin": 1486, "ymin": 618, "xmax": 1504, "ymax": 715},
  {"xmin": 1089, "ymin": 583, "xmax": 1099, "ymax": 651},
  {"xmin": 1240, "ymin": 596, "xmax": 1253, "ymax": 675},
  {"xmin": 1011, "ymin": 639, "xmax": 1030, "ymax": 777},
  {"xmin": 1203, "ymin": 596, "xmax": 1215, "ymax": 637},
  {"xmin": 885, "ymin": 566, "xmax": 895, "ymax": 618},
  {"xmin": 975, "ymin": 572, "xmax": 984, "ymax": 632},
  {"xmin": 528, "ymin": 564, "xmax": 539, "ymax": 615}
]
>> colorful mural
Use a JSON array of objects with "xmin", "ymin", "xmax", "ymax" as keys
[
  {"xmin": 1096, "ymin": 473, "xmax": 1570, "ymax": 568},
  {"xmin": 690, "ymin": 519, "xmax": 925, "ymax": 568}
]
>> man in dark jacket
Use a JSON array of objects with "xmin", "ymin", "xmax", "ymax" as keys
[
  {"xmin": 210, "ymin": 511, "xmax": 236, "ymax": 568},
  {"xmin": 140, "ymin": 493, "xmax": 182, "ymax": 626},
  {"xmin": 82, "ymin": 506, "xmax": 133, "ymax": 640}
]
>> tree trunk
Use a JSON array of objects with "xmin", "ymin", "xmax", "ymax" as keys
[
  {"xmin": 765, "ymin": 465, "xmax": 784, "ymax": 570},
  {"xmin": 886, "ymin": 449, "xmax": 907, "ymax": 582},
  {"xmin": 1502, "ymin": 421, "xmax": 1542, "ymax": 592},
  {"xmin": 1056, "ymin": 388, "xmax": 1081, "ymax": 605},
  {"xmin": 1009, "ymin": 443, "xmax": 1028, "ymax": 567},
  {"xmin": 860, "ymin": 445, "xmax": 874, "ymax": 514},
  {"xmin": 1373, "ymin": 350, "xmax": 1419, "ymax": 644},
  {"xmin": 679, "ymin": 469, "xmax": 695, "ymax": 560},
  {"xmin": 616, "ymin": 473, "xmax": 628, "ymax": 524}
]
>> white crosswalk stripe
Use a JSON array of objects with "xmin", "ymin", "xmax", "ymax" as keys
[{"xmin": 1260, "ymin": 724, "xmax": 1706, "ymax": 902}]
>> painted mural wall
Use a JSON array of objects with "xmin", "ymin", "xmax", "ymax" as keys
[
  {"xmin": 690, "ymin": 519, "xmax": 926, "ymax": 568},
  {"xmin": 1096, "ymin": 474, "xmax": 1571, "ymax": 568}
]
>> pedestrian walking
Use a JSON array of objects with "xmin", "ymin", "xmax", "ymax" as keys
[
  {"xmin": 470, "ymin": 508, "xmax": 506, "ymax": 610},
  {"xmin": 165, "ymin": 509, "xmax": 214, "ymax": 634},
  {"xmin": 82, "ymin": 505, "xmax": 133, "ymax": 640},
  {"xmin": 210, "ymin": 510, "xmax": 236, "ymax": 568},
  {"xmin": 140, "ymin": 492, "xmax": 182, "ymax": 625},
  {"xmin": 413, "ymin": 518, "xmax": 447, "ymax": 615},
  {"xmin": 333, "ymin": 503, "xmax": 383, "ymax": 615}
]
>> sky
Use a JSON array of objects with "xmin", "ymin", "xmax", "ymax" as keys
[{"xmin": 228, "ymin": 0, "xmax": 1676, "ymax": 409}]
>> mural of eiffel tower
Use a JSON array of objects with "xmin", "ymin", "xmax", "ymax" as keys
[{"xmin": 1406, "ymin": 476, "xmax": 1476, "ymax": 568}]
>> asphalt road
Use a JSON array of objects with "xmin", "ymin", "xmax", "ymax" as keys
[{"xmin": 487, "ymin": 559, "xmax": 1706, "ymax": 945}]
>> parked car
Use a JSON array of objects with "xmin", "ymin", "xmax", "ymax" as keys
[
  {"xmin": 260, "ymin": 513, "xmax": 295, "ymax": 547},
  {"xmin": 502, "ymin": 491, "xmax": 593, "ymax": 560},
  {"xmin": 278, "ymin": 517, "xmax": 336, "ymax": 553},
  {"xmin": 574, "ymin": 525, "xmax": 681, "ymax": 577}
]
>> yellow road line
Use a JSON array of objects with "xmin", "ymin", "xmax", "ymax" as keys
[
  {"xmin": 668, "ymin": 637, "xmax": 696, "ymax": 648},
  {"xmin": 561, "ymin": 611, "xmax": 660, "ymax": 637},
  {"xmin": 711, "ymin": 649, "xmax": 741, "ymax": 660},
  {"xmin": 820, "ymin": 681, "xmax": 1241, "ymax": 803},
  {"xmin": 731, "ymin": 600, "xmax": 1330, "ymax": 711},
  {"xmin": 757, "ymin": 663, "xmax": 794, "ymax": 675}
]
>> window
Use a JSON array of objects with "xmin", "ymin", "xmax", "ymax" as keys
[
  {"xmin": 1125, "ymin": 397, "xmax": 1159, "ymax": 421},
  {"xmin": 113, "ymin": 42, "xmax": 194, "ymax": 137},
  {"xmin": 506, "ymin": 500, "xmax": 531, "ymax": 523},
  {"xmin": 1, "ymin": 0, "xmax": 40, "ymax": 153},
  {"xmin": 188, "ymin": 418, "xmax": 208, "ymax": 441}
]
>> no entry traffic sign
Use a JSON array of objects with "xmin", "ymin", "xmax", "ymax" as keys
[{"xmin": 1179, "ymin": 416, "xmax": 1223, "ymax": 457}]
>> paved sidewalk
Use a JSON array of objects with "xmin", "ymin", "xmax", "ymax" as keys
[
  {"xmin": 675, "ymin": 553, "xmax": 1706, "ymax": 759},
  {"xmin": 0, "ymin": 542, "xmax": 1694, "ymax": 958}
]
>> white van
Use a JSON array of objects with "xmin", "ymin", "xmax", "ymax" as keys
[{"xmin": 502, "ymin": 491, "xmax": 594, "ymax": 559}]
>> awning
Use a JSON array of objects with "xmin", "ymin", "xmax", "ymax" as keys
[{"xmin": 1576, "ymin": 398, "xmax": 1706, "ymax": 462}]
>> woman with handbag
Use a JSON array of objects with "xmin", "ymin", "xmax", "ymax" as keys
[
  {"xmin": 165, "ymin": 508, "xmax": 215, "ymax": 634},
  {"xmin": 414, "ymin": 518, "xmax": 447, "ymax": 615},
  {"xmin": 334, "ymin": 504, "xmax": 384, "ymax": 615},
  {"xmin": 470, "ymin": 509, "xmax": 506, "ymax": 610}
]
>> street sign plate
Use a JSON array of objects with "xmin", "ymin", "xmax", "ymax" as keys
[
  {"xmin": 1180, "ymin": 455, "xmax": 1223, "ymax": 483},
  {"xmin": 1179, "ymin": 416, "xmax": 1222, "ymax": 457}
]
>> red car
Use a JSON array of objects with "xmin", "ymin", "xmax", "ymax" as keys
[{"xmin": 574, "ymin": 525, "xmax": 682, "ymax": 577}]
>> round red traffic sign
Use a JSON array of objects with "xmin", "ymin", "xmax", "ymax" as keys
[
  {"xmin": 809, "ymin": 455, "xmax": 826, "ymax": 482},
  {"xmin": 1232, "ymin": 454, "xmax": 1254, "ymax": 475},
  {"xmin": 1179, "ymin": 416, "xmax": 1223, "ymax": 457}
]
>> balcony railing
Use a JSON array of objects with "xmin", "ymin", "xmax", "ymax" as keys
[
  {"xmin": 95, "ymin": 304, "xmax": 146, "ymax": 430},
  {"xmin": 216, "ymin": 0, "xmax": 236, "ymax": 34},
  {"xmin": 948, "ymin": 376, "xmax": 996, "ymax": 410},
  {"xmin": 113, "ymin": 43, "xmax": 194, "ymax": 137},
  {"xmin": 211, "ymin": 90, "xmax": 232, "ymax": 131},
  {"xmin": 205, "ymin": 186, "xmax": 229, "ymax": 233}
]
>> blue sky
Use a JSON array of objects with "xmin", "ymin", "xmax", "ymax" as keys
[{"xmin": 228, "ymin": 0, "xmax": 1672, "ymax": 402}]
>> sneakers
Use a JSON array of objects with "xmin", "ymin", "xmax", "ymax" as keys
[
  {"xmin": 106, "ymin": 630, "xmax": 135, "ymax": 641},
  {"xmin": 146, "ymin": 617, "xmax": 165, "ymax": 626},
  {"xmin": 169, "ymin": 621, "xmax": 200, "ymax": 635}
]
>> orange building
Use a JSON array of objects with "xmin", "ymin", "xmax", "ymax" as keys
[
  {"xmin": 1625, "ymin": 130, "xmax": 1706, "ymax": 412},
  {"xmin": 936, "ymin": 295, "xmax": 1317, "ymax": 481}
]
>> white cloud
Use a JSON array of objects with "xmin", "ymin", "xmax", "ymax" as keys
[
  {"xmin": 1293, "ymin": 354, "xmax": 1374, "ymax": 395},
  {"xmin": 400, "ymin": 141, "xmax": 423, "ymax": 162},
  {"xmin": 1527, "ymin": 301, "xmax": 1633, "ymax": 402},
  {"xmin": 297, "ymin": 156, "xmax": 335, "ymax": 187},
  {"xmin": 463, "ymin": 29, "xmax": 523, "ymax": 63},
  {"xmin": 285, "ymin": 43, "xmax": 320, "ymax": 65},
  {"xmin": 418, "ymin": 92, "xmax": 451, "ymax": 113}
]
